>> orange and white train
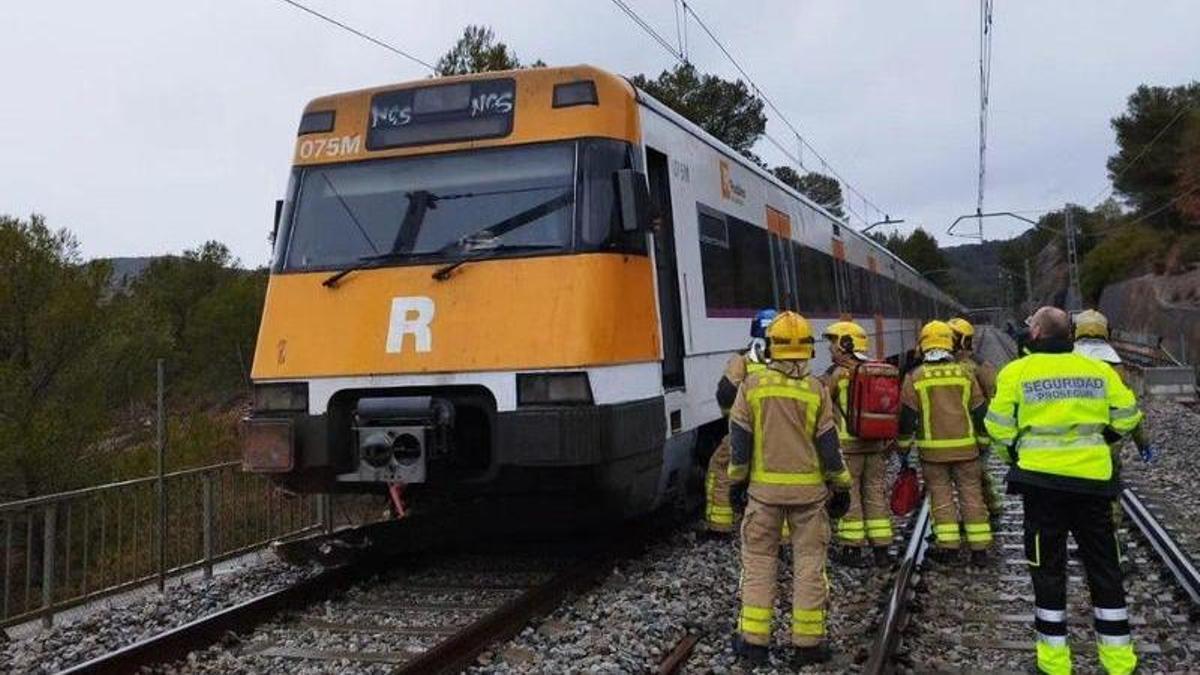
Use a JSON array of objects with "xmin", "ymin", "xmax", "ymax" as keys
[{"xmin": 242, "ymin": 65, "xmax": 959, "ymax": 519}]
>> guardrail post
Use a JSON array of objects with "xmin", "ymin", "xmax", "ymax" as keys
[
  {"xmin": 202, "ymin": 473, "xmax": 215, "ymax": 579},
  {"xmin": 41, "ymin": 504, "xmax": 56, "ymax": 628},
  {"xmin": 156, "ymin": 359, "xmax": 167, "ymax": 594}
]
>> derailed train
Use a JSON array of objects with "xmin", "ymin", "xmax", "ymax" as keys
[{"xmin": 241, "ymin": 65, "xmax": 959, "ymax": 521}]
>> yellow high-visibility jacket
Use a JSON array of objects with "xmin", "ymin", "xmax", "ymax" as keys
[{"xmin": 984, "ymin": 348, "xmax": 1142, "ymax": 496}]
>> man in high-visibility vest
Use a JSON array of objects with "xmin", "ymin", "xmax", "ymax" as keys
[
  {"xmin": 986, "ymin": 306, "xmax": 1143, "ymax": 675},
  {"xmin": 948, "ymin": 317, "xmax": 1003, "ymax": 520},
  {"xmin": 821, "ymin": 320, "xmax": 893, "ymax": 567},
  {"xmin": 705, "ymin": 308, "xmax": 776, "ymax": 534},
  {"xmin": 728, "ymin": 311, "xmax": 851, "ymax": 666},
  {"xmin": 900, "ymin": 321, "xmax": 992, "ymax": 565}
]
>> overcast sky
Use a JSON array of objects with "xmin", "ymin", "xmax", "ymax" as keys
[{"xmin": 4, "ymin": 1, "xmax": 1199, "ymax": 266}]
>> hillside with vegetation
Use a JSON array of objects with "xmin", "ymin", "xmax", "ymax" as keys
[{"xmin": 0, "ymin": 215, "xmax": 266, "ymax": 499}]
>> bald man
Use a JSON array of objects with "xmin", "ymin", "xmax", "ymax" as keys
[{"xmin": 985, "ymin": 306, "xmax": 1143, "ymax": 675}]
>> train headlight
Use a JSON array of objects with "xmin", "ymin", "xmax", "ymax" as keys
[
  {"xmin": 517, "ymin": 372, "xmax": 594, "ymax": 406},
  {"xmin": 253, "ymin": 382, "xmax": 309, "ymax": 412}
]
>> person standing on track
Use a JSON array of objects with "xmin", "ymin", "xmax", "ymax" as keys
[
  {"xmin": 728, "ymin": 311, "xmax": 851, "ymax": 666},
  {"xmin": 820, "ymin": 320, "xmax": 894, "ymax": 567},
  {"xmin": 948, "ymin": 317, "xmax": 1003, "ymax": 521},
  {"xmin": 899, "ymin": 321, "xmax": 992, "ymax": 565},
  {"xmin": 705, "ymin": 308, "xmax": 776, "ymax": 535},
  {"xmin": 985, "ymin": 306, "xmax": 1143, "ymax": 675}
]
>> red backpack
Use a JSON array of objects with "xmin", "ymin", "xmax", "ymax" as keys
[{"xmin": 847, "ymin": 361, "xmax": 901, "ymax": 440}]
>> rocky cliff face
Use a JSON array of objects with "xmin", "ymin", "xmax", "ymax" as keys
[{"xmin": 1098, "ymin": 268, "xmax": 1200, "ymax": 363}]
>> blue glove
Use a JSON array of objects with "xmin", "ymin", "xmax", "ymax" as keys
[{"xmin": 1138, "ymin": 444, "xmax": 1157, "ymax": 463}]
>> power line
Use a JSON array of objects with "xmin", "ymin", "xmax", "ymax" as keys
[
  {"xmin": 606, "ymin": 0, "xmax": 890, "ymax": 227},
  {"xmin": 273, "ymin": 0, "xmax": 436, "ymax": 73},
  {"xmin": 1086, "ymin": 105, "xmax": 1192, "ymax": 208},
  {"xmin": 679, "ymin": 3, "xmax": 891, "ymax": 227},
  {"xmin": 606, "ymin": 0, "xmax": 684, "ymax": 62}
]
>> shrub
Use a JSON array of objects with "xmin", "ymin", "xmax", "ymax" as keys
[{"xmin": 1080, "ymin": 225, "xmax": 1166, "ymax": 301}]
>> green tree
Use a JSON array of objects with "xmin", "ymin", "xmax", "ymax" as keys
[
  {"xmin": 772, "ymin": 166, "xmax": 845, "ymax": 218},
  {"xmin": 434, "ymin": 25, "xmax": 544, "ymax": 76},
  {"xmin": 1107, "ymin": 82, "xmax": 1200, "ymax": 227},
  {"xmin": 631, "ymin": 63, "xmax": 766, "ymax": 157},
  {"xmin": 0, "ymin": 215, "xmax": 114, "ymax": 495}
]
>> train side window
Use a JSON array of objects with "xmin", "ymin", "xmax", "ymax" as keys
[
  {"xmin": 579, "ymin": 139, "xmax": 644, "ymax": 252},
  {"xmin": 696, "ymin": 203, "xmax": 772, "ymax": 315},
  {"xmin": 730, "ymin": 218, "xmax": 773, "ymax": 311}
]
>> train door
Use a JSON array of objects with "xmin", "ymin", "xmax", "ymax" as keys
[
  {"xmin": 766, "ymin": 207, "xmax": 796, "ymax": 310},
  {"xmin": 832, "ymin": 237, "xmax": 850, "ymax": 314},
  {"xmin": 646, "ymin": 148, "xmax": 686, "ymax": 390}
]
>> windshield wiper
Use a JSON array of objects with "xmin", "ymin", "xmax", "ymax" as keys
[
  {"xmin": 322, "ymin": 251, "xmax": 437, "ymax": 288},
  {"xmin": 432, "ymin": 244, "xmax": 562, "ymax": 281}
]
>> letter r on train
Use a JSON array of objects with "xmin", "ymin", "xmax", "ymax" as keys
[{"xmin": 386, "ymin": 297, "xmax": 435, "ymax": 353}]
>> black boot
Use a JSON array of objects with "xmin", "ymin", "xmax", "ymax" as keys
[
  {"xmin": 970, "ymin": 549, "xmax": 990, "ymax": 567},
  {"xmin": 732, "ymin": 634, "xmax": 768, "ymax": 666},
  {"xmin": 790, "ymin": 643, "xmax": 833, "ymax": 666},
  {"xmin": 873, "ymin": 546, "xmax": 892, "ymax": 566},
  {"xmin": 833, "ymin": 546, "xmax": 868, "ymax": 568},
  {"xmin": 927, "ymin": 547, "xmax": 962, "ymax": 565}
]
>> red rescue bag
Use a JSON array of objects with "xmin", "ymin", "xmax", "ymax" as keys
[
  {"xmin": 891, "ymin": 458, "xmax": 920, "ymax": 516},
  {"xmin": 848, "ymin": 361, "xmax": 901, "ymax": 440}
]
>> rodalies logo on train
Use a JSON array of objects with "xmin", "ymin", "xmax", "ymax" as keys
[{"xmin": 719, "ymin": 159, "xmax": 746, "ymax": 204}]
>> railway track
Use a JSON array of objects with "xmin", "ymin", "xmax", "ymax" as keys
[
  {"xmin": 59, "ymin": 530, "xmax": 641, "ymax": 674},
  {"xmin": 862, "ymin": 326, "xmax": 1200, "ymax": 673}
]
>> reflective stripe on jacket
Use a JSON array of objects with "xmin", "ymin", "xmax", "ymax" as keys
[
  {"xmin": 984, "ymin": 351, "xmax": 1142, "ymax": 495},
  {"xmin": 728, "ymin": 362, "xmax": 846, "ymax": 505},
  {"xmin": 900, "ymin": 360, "xmax": 986, "ymax": 461}
]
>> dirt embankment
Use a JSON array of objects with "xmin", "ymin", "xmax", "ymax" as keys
[{"xmin": 1098, "ymin": 268, "xmax": 1200, "ymax": 362}]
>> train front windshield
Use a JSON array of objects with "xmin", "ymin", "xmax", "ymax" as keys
[{"xmin": 278, "ymin": 139, "xmax": 636, "ymax": 272}]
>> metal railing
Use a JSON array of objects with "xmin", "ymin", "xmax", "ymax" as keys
[{"xmin": 0, "ymin": 462, "xmax": 327, "ymax": 629}]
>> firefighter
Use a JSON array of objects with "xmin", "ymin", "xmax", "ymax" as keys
[
  {"xmin": 728, "ymin": 311, "xmax": 851, "ymax": 666},
  {"xmin": 948, "ymin": 317, "xmax": 1002, "ymax": 520},
  {"xmin": 705, "ymin": 308, "xmax": 776, "ymax": 534},
  {"xmin": 986, "ymin": 306, "xmax": 1142, "ymax": 675},
  {"xmin": 900, "ymin": 321, "xmax": 992, "ymax": 565},
  {"xmin": 821, "ymin": 321, "xmax": 893, "ymax": 567}
]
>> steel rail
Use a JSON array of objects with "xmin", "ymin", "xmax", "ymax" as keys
[
  {"xmin": 863, "ymin": 496, "xmax": 931, "ymax": 675},
  {"xmin": 1120, "ymin": 487, "xmax": 1200, "ymax": 611},
  {"xmin": 396, "ymin": 556, "xmax": 611, "ymax": 674},
  {"xmin": 58, "ymin": 562, "xmax": 366, "ymax": 674}
]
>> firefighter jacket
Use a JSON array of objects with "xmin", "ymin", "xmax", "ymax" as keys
[
  {"xmin": 728, "ymin": 360, "xmax": 851, "ymax": 505},
  {"xmin": 986, "ymin": 338, "xmax": 1143, "ymax": 497},
  {"xmin": 957, "ymin": 352, "xmax": 998, "ymax": 446},
  {"xmin": 957, "ymin": 352, "xmax": 998, "ymax": 399},
  {"xmin": 717, "ymin": 349, "xmax": 767, "ymax": 415},
  {"xmin": 899, "ymin": 356, "xmax": 988, "ymax": 462},
  {"xmin": 821, "ymin": 357, "xmax": 888, "ymax": 454}
]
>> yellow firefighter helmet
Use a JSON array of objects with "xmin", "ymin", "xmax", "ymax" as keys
[
  {"xmin": 919, "ymin": 320, "xmax": 956, "ymax": 353},
  {"xmin": 1074, "ymin": 309, "xmax": 1109, "ymax": 340},
  {"xmin": 823, "ymin": 320, "xmax": 869, "ymax": 354},
  {"xmin": 767, "ymin": 311, "xmax": 815, "ymax": 360},
  {"xmin": 948, "ymin": 317, "xmax": 974, "ymax": 351}
]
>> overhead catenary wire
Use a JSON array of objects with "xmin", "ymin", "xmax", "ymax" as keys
[
  {"xmin": 273, "ymin": 0, "xmax": 436, "ymax": 73},
  {"xmin": 607, "ymin": 0, "xmax": 685, "ymax": 62},
  {"xmin": 606, "ymin": 0, "xmax": 890, "ymax": 227},
  {"xmin": 679, "ymin": 3, "xmax": 891, "ymax": 227}
]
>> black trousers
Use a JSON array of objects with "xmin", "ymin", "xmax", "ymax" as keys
[{"xmin": 1022, "ymin": 489, "xmax": 1131, "ymax": 643}]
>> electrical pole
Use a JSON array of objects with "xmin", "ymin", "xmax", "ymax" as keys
[{"xmin": 1064, "ymin": 206, "xmax": 1082, "ymax": 311}]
